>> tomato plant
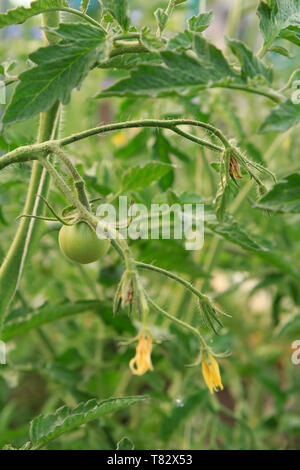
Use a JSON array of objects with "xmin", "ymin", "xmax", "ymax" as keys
[{"xmin": 0, "ymin": 0, "xmax": 299, "ymax": 451}]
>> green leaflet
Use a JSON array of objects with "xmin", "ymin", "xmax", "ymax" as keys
[
  {"xmin": 188, "ymin": 11, "xmax": 213, "ymax": 33},
  {"xmin": 259, "ymin": 100, "xmax": 300, "ymax": 132},
  {"xmin": 254, "ymin": 173, "xmax": 300, "ymax": 213},
  {"xmin": 226, "ymin": 37, "xmax": 273, "ymax": 83},
  {"xmin": 30, "ymin": 396, "xmax": 147, "ymax": 449},
  {"xmin": 0, "ymin": 0, "xmax": 68, "ymax": 29},
  {"xmin": 167, "ymin": 30, "xmax": 194, "ymax": 51},
  {"xmin": 99, "ymin": 52, "xmax": 162, "ymax": 69},
  {"xmin": 154, "ymin": 8, "xmax": 169, "ymax": 35},
  {"xmin": 3, "ymin": 23, "xmax": 108, "ymax": 126},
  {"xmin": 2, "ymin": 300, "xmax": 104, "ymax": 341},
  {"xmin": 257, "ymin": 0, "xmax": 300, "ymax": 49},
  {"xmin": 101, "ymin": 0, "xmax": 130, "ymax": 31},
  {"xmin": 121, "ymin": 162, "xmax": 173, "ymax": 191},
  {"xmin": 140, "ymin": 27, "xmax": 165, "ymax": 52},
  {"xmin": 99, "ymin": 37, "xmax": 243, "ymax": 98}
]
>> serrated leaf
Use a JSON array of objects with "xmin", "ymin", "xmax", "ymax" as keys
[
  {"xmin": 3, "ymin": 23, "xmax": 107, "ymax": 125},
  {"xmin": 188, "ymin": 11, "xmax": 213, "ymax": 33},
  {"xmin": 140, "ymin": 27, "xmax": 165, "ymax": 52},
  {"xmin": 254, "ymin": 173, "xmax": 300, "ymax": 213},
  {"xmin": 0, "ymin": 0, "xmax": 68, "ymax": 29},
  {"xmin": 122, "ymin": 162, "xmax": 173, "ymax": 191},
  {"xmin": 167, "ymin": 30, "xmax": 193, "ymax": 51},
  {"xmin": 226, "ymin": 37, "xmax": 273, "ymax": 83},
  {"xmin": 101, "ymin": 0, "xmax": 130, "ymax": 31},
  {"xmin": 99, "ymin": 39, "xmax": 243, "ymax": 98},
  {"xmin": 193, "ymin": 35, "xmax": 242, "ymax": 83},
  {"xmin": 99, "ymin": 52, "xmax": 161, "ymax": 69},
  {"xmin": 257, "ymin": 0, "xmax": 300, "ymax": 49},
  {"xmin": 30, "ymin": 396, "xmax": 146, "ymax": 448},
  {"xmin": 259, "ymin": 100, "xmax": 300, "ymax": 132},
  {"xmin": 154, "ymin": 8, "xmax": 169, "ymax": 35},
  {"xmin": 2, "ymin": 300, "xmax": 103, "ymax": 341}
]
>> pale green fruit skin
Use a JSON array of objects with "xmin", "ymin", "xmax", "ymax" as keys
[{"xmin": 59, "ymin": 222, "xmax": 109, "ymax": 264}]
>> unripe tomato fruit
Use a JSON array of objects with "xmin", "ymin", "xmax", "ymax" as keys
[{"xmin": 59, "ymin": 222, "xmax": 109, "ymax": 264}]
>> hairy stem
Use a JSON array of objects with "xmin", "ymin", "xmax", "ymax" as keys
[
  {"xmin": 0, "ymin": 13, "xmax": 61, "ymax": 337},
  {"xmin": 59, "ymin": 119, "xmax": 228, "ymax": 149},
  {"xmin": 0, "ymin": 119, "xmax": 228, "ymax": 171},
  {"xmin": 52, "ymin": 146, "xmax": 90, "ymax": 210},
  {"xmin": 146, "ymin": 294, "xmax": 207, "ymax": 348},
  {"xmin": 136, "ymin": 262, "xmax": 208, "ymax": 302}
]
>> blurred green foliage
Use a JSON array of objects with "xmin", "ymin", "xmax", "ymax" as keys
[{"xmin": 0, "ymin": 0, "xmax": 299, "ymax": 450}]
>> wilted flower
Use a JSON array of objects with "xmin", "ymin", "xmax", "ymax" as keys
[
  {"xmin": 202, "ymin": 354, "xmax": 224, "ymax": 394},
  {"xmin": 129, "ymin": 333, "xmax": 153, "ymax": 376},
  {"xmin": 229, "ymin": 154, "xmax": 242, "ymax": 178}
]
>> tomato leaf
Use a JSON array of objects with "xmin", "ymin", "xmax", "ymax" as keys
[
  {"xmin": 154, "ymin": 8, "xmax": 169, "ymax": 35},
  {"xmin": 188, "ymin": 11, "xmax": 213, "ymax": 33},
  {"xmin": 30, "ymin": 396, "xmax": 147, "ymax": 449},
  {"xmin": 254, "ymin": 173, "xmax": 300, "ymax": 213},
  {"xmin": 3, "ymin": 23, "xmax": 108, "ymax": 125},
  {"xmin": 140, "ymin": 27, "xmax": 165, "ymax": 52},
  {"xmin": 121, "ymin": 162, "xmax": 173, "ymax": 191},
  {"xmin": 99, "ymin": 52, "xmax": 161, "ymax": 69},
  {"xmin": 167, "ymin": 30, "xmax": 193, "ymax": 51},
  {"xmin": 2, "ymin": 300, "xmax": 104, "ymax": 341},
  {"xmin": 101, "ymin": 0, "xmax": 130, "ymax": 31},
  {"xmin": 226, "ymin": 37, "xmax": 273, "ymax": 83},
  {"xmin": 259, "ymin": 100, "xmax": 300, "ymax": 132},
  {"xmin": 99, "ymin": 37, "xmax": 243, "ymax": 98},
  {"xmin": 0, "ymin": 0, "xmax": 68, "ymax": 29},
  {"xmin": 257, "ymin": 0, "xmax": 300, "ymax": 50}
]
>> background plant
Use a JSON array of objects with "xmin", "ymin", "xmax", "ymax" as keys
[{"xmin": 0, "ymin": 0, "xmax": 299, "ymax": 450}]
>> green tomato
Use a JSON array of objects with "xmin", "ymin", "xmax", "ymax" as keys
[{"xmin": 59, "ymin": 222, "xmax": 109, "ymax": 264}]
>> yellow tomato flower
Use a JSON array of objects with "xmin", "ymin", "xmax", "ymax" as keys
[
  {"xmin": 202, "ymin": 354, "xmax": 224, "ymax": 394},
  {"xmin": 129, "ymin": 333, "xmax": 154, "ymax": 376}
]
